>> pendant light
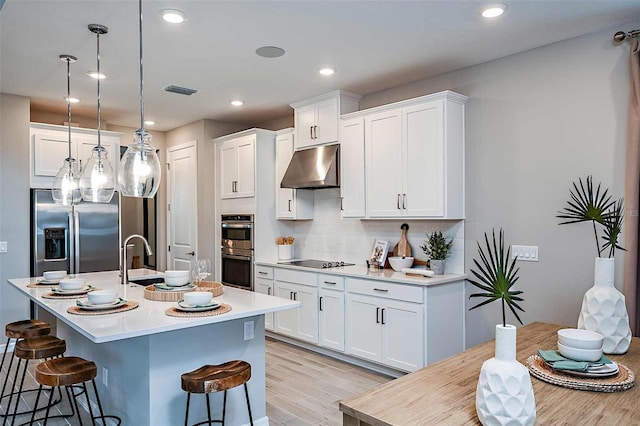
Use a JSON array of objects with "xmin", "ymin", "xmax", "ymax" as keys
[
  {"xmin": 81, "ymin": 24, "xmax": 115, "ymax": 203},
  {"xmin": 52, "ymin": 55, "xmax": 82, "ymax": 206},
  {"xmin": 118, "ymin": 0, "xmax": 161, "ymax": 198}
]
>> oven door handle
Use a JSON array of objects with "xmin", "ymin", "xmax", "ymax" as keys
[
  {"xmin": 221, "ymin": 223, "xmax": 253, "ymax": 229},
  {"xmin": 221, "ymin": 253, "xmax": 253, "ymax": 261}
]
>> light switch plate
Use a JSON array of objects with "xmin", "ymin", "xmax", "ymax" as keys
[
  {"xmin": 511, "ymin": 245, "xmax": 538, "ymax": 262},
  {"xmin": 244, "ymin": 321, "xmax": 254, "ymax": 340},
  {"xmin": 0, "ymin": 242, "xmax": 7, "ymax": 253}
]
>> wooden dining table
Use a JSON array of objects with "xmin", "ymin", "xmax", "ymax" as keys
[{"xmin": 340, "ymin": 322, "xmax": 640, "ymax": 425}]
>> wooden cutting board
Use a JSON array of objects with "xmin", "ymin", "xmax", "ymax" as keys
[{"xmin": 393, "ymin": 223, "xmax": 412, "ymax": 257}]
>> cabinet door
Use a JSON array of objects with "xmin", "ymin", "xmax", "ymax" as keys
[
  {"xmin": 319, "ymin": 288, "xmax": 345, "ymax": 352},
  {"xmin": 295, "ymin": 104, "xmax": 317, "ymax": 149},
  {"xmin": 33, "ymin": 132, "xmax": 74, "ymax": 177},
  {"xmin": 235, "ymin": 136, "xmax": 255, "ymax": 198},
  {"xmin": 340, "ymin": 117, "xmax": 365, "ymax": 218},
  {"xmin": 346, "ymin": 293, "xmax": 382, "ymax": 363},
  {"xmin": 295, "ymin": 284, "xmax": 319, "ymax": 344},
  {"xmin": 314, "ymin": 97, "xmax": 339, "ymax": 145},
  {"xmin": 365, "ymin": 109, "xmax": 403, "ymax": 217},
  {"xmin": 276, "ymin": 132, "xmax": 295, "ymax": 218},
  {"xmin": 274, "ymin": 282, "xmax": 297, "ymax": 337},
  {"xmin": 219, "ymin": 141, "xmax": 238, "ymax": 199},
  {"xmin": 255, "ymin": 278, "xmax": 274, "ymax": 331},
  {"xmin": 381, "ymin": 299, "xmax": 425, "ymax": 372},
  {"xmin": 403, "ymin": 101, "xmax": 444, "ymax": 217}
]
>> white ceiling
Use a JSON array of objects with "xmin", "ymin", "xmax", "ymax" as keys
[{"xmin": 1, "ymin": 1, "xmax": 639, "ymax": 131}]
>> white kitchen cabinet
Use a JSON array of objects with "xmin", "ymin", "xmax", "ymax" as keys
[
  {"xmin": 319, "ymin": 274, "xmax": 345, "ymax": 352},
  {"xmin": 290, "ymin": 90, "xmax": 361, "ymax": 150},
  {"xmin": 219, "ymin": 134, "xmax": 255, "ymax": 199},
  {"xmin": 275, "ymin": 129, "xmax": 313, "ymax": 220},
  {"xmin": 339, "ymin": 116, "xmax": 366, "ymax": 218},
  {"xmin": 273, "ymin": 268, "xmax": 319, "ymax": 344},
  {"xmin": 255, "ymin": 267, "xmax": 274, "ymax": 331},
  {"xmin": 30, "ymin": 123, "xmax": 121, "ymax": 189}
]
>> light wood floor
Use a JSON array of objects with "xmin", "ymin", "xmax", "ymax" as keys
[{"xmin": 0, "ymin": 338, "xmax": 393, "ymax": 425}]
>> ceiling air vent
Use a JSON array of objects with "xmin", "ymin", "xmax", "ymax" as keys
[{"xmin": 164, "ymin": 85, "xmax": 198, "ymax": 96}]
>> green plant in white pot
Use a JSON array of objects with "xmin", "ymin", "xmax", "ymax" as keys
[
  {"xmin": 557, "ymin": 176, "xmax": 631, "ymax": 354},
  {"xmin": 468, "ymin": 229, "xmax": 535, "ymax": 426},
  {"xmin": 420, "ymin": 231, "xmax": 452, "ymax": 275}
]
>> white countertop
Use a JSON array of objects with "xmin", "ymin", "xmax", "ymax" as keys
[
  {"xmin": 255, "ymin": 261, "xmax": 466, "ymax": 286},
  {"xmin": 7, "ymin": 270, "xmax": 299, "ymax": 344}
]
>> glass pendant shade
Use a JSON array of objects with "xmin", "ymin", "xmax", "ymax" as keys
[
  {"xmin": 118, "ymin": 130, "xmax": 161, "ymax": 198},
  {"xmin": 52, "ymin": 158, "xmax": 82, "ymax": 205},
  {"xmin": 80, "ymin": 146, "xmax": 115, "ymax": 202}
]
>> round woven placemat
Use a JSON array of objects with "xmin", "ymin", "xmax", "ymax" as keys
[
  {"xmin": 27, "ymin": 282, "xmax": 57, "ymax": 288},
  {"xmin": 42, "ymin": 289, "xmax": 99, "ymax": 300},
  {"xmin": 196, "ymin": 281, "xmax": 224, "ymax": 297},
  {"xmin": 67, "ymin": 301, "xmax": 139, "ymax": 316},
  {"xmin": 144, "ymin": 285, "xmax": 195, "ymax": 302},
  {"xmin": 526, "ymin": 355, "xmax": 635, "ymax": 392},
  {"xmin": 165, "ymin": 303, "xmax": 231, "ymax": 318}
]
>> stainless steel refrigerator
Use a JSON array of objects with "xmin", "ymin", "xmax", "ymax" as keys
[{"xmin": 31, "ymin": 189, "xmax": 120, "ymax": 276}]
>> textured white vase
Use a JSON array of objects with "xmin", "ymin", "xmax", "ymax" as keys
[
  {"xmin": 476, "ymin": 324, "xmax": 536, "ymax": 426},
  {"xmin": 577, "ymin": 257, "xmax": 631, "ymax": 354}
]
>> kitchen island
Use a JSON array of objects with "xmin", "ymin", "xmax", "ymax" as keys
[{"xmin": 8, "ymin": 270, "xmax": 299, "ymax": 425}]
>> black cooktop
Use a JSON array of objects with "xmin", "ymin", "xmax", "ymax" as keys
[{"xmin": 280, "ymin": 259, "xmax": 355, "ymax": 269}]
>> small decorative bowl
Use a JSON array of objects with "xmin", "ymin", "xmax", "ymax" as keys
[
  {"xmin": 558, "ymin": 328, "xmax": 604, "ymax": 350},
  {"xmin": 87, "ymin": 290, "xmax": 118, "ymax": 305},
  {"xmin": 557, "ymin": 341, "xmax": 603, "ymax": 362},
  {"xmin": 183, "ymin": 291, "xmax": 213, "ymax": 306},
  {"xmin": 388, "ymin": 257, "xmax": 414, "ymax": 272},
  {"xmin": 44, "ymin": 270, "xmax": 67, "ymax": 280},
  {"xmin": 59, "ymin": 278, "xmax": 86, "ymax": 290},
  {"xmin": 164, "ymin": 270, "xmax": 190, "ymax": 278},
  {"xmin": 164, "ymin": 270, "xmax": 190, "ymax": 286}
]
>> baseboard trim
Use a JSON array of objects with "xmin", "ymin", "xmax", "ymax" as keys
[{"xmin": 266, "ymin": 332, "xmax": 404, "ymax": 378}]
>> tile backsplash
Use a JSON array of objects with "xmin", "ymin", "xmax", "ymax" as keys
[{"xmin": 292, "ymin": 189, "xmax": 464, "ymax": 274}]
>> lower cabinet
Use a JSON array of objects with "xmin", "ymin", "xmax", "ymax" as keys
[
  {"xmin": 319, "ymin": 288, "xmax": 345, "ymax": 352},
  {"xmin": 274, "ymin": 279, "xmax": 318, "ymax": 344},
  {"xmin": 255, "ymin": 277, "xmax": 274, "ymax": 331}
]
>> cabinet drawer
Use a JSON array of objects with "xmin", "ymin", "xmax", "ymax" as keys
[
  {"xmin": 318, "ymin": 274, "xmax": 345, "ymax": 290},
  {"xmin": 274, "ymin": 268, "xmax": 317, "ymax": 287},
  {"xmin": 255, "ymin": 266, "xmax": 274, "ymax": 280},
  {"xmin": 346, "ymin": 278, "xmax": 423, "ymax": 303}
]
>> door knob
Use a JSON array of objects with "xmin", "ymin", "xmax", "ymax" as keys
[{"xmin": 187, "ymin": 251, "xmax": 195, "ymax": 256}]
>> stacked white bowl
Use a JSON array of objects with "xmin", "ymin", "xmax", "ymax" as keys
[
  {"xmin": 164, "ymin": 270, "xmax": 190, "ymax": 286},
  {"xmin": 388, "ymin": 257, "xmax": 414, "ymax": 271},
  {"xmin": 59, "ymin": 278, "xmax": 86, "ymax": 290},
  {"xmin": 557, "ymin": 328, "xmax": 604, "ymax": 362}
]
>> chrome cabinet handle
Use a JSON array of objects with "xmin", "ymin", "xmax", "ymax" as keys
[
  {"xmin": 319, "ymin": 296, "xmax": 323, "ymax": 311},
  {"xmin": 376, "ymin": 307, "xmax": 380, "ymax": 324},
  {"xmin": 373, "ymin": 288, "xmax": 388, "ymax": 292},
  {"xmin": 187, "ymin": 251, "xmax": 195, "ymax": 256},
  {"xmin": 290, "ymin": 291, "xmax": 293, "ymax": 300},
  {"xmin": 288, "ymin": 199, "xmax": 292, "ymax": 212},
  {"xmin": 294, "ymin": 292, "xmax": 298, "ymax": 301},
  {"xmin": 403, "ymin": 194, "xmax": 407, "ymax": 209},
  {"xmin": 397, "ymin": 194, "xmax": 401, "ymax": 209},
  {"xmin": 258, "ymin": 271, "xmax": 268, "ymax": 275},
  {"xmin": 323, "ymin": 281, "xmax": 336, "ymax": 285},
  {"xmin": 340, "ymin": 197, "xmax": 344, "ymax": 210},
  {"xmin": 314, "ymin": 125, "xmax": 318, "ymax": 139},
  {"xmin": 310, "ymin": 126, "xmax": 314, "ymax": 139},
  {"xmin": 381, "ymin": 308, "xmax": 386, "ymax": 325},
  {"xmin": 267, "ymin": 287, "xmax": 271, "ymax": 295}
]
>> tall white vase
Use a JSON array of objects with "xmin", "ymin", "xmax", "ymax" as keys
[
  {"xmin": 577, "ymin": 257, "xmax": 632, "ymax": 354},
  {"xmin": 476, "ymin": 324, "xmax": 536, "ymax": 426}
]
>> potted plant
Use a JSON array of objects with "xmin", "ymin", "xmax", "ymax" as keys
[
  {"xmin": 420, "ymin": 231, "xmax": 452, "ymax": 275},
  {"xmin": 468, "ymin": 229, "xmax": 536, "ymax": 426},
  {"xmin": 557, "ymin": 175, "xmax": 631, "ymax": 353}
]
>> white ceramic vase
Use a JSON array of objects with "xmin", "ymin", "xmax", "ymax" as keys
[
  {"xmin": 577, "ymin": 257, "xmax": 631, "ymax": 354},
  {"xmin": 476, "ymin": 324, "xmax": 536, "ymax": 426}
]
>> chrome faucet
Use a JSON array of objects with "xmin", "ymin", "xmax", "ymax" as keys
[{"xmin": 121, "ymin": 234, "xmax": 153, "ymax": 284}]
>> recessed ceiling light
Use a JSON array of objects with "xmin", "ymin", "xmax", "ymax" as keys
[
  {"xmin": 160, "ymin": 9, "xmax": 187, "ymax": 24},
  {"xmin": 144, "ymin": 120, "xmax": 155, "ymax": 126},
  {"xmin": 64, "ymin": 96, "xmax": 80, "ymax": 103},
  {"xmin": 87, "ymin": 71, "xmax": 106, "ymax": 79},
  {"xmin": 255, "ymin": 46, "xmax": 285, "ymax": 58},
  {"xmin": 319, "ymin": 67, "xmax": 336, "ymax": 76},
  {"xmin": 230, "ymin": 100, "xmax": 244, "ymax": 107},
  {"xmin": 482, "ymin": 4, "xmax": 507, "ymax": 18}
]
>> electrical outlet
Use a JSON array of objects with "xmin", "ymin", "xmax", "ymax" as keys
[
  {"xmin": 102, "ymin": 367, "xmax": 108, "ymax": 387},
  {"xmin": 0, "ymin": 242, "xmax": 7, "ymax": 253},
  {"xmin": 511, "ymin": 245, "xmax": 538, "ymax": 262},
  {"xmin": 244, "ymin": 321, "xmax": 254, "ymax": 340}
]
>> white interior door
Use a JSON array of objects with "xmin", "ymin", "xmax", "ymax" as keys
[{"xmin": 167, "ymin": 141, "xmax": 197, "ymax": 271}]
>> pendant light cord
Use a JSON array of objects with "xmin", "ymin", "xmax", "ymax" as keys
[
  {"xmin": 66, "ymin": 57, "xmax": 72, "ymax": 162},
  {"xmin": 96, "ymin": 30, "xmax": 102, "ymax": 150},
  {"xmin": 138, "ymin": 0, "xmax": 145, "ymax": 133}
]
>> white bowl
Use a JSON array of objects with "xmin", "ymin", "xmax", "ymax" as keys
[
  {"xmin": 557, "ymin": 341, "xmax": 603, "ymax": 362},
  {"xmin": 388, "ymin": 257, "xmax": 414, "ymax": 272},
  {"xmin": 164, "ymin": 270, "xmax": 190, "ymax": 279},
  {"xmin": 44, "ymin": 270, "xmax": 67, "ymax": 280},
  {"xmin": 87, "ymin": 290, "xmax": 118, "ymax": 305},
  {"xmin": 164, "ymin": 276, "xmax": 191, "ymax": 286},
  {"xmin": 183, "ymin": 291, "xmax": 212, "ymax": 306},
  {"xmin": 558, "ymin": 328, "xmax": 603, "ymax": 350},
  {"xmin": 59, "ymin": 278, "xmax": 86, "ymax": 290}
]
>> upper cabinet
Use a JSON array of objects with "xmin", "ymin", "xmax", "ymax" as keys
[
  {"xmin": 218, "ymin": 133, "xmax": 256, "ymax": 199},
  {"xmin": 290, "ymin": 90, "xmax": 361, "ymax": 150},
  {"xmin": 339, "ymin": 116, "xmax": 366, "ymax": 218},
  {"xmin": 341, "ymin": 91, "xmax": 468, "ymax": 219},
  {"xmin": 30, "ymin": 122, "xmax": 121, "ymax": 189},
  {"xmin": 275, "ymin": 129, "xmax": 314, "ymax": 220}
]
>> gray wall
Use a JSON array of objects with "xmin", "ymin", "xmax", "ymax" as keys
[
  {"xmin": 359, "ymin": 27, "xmax": 633, "ymax": 347},
  {"xmin": 0, "ymin": 94, "xmax": 32, "ymax": 342}
]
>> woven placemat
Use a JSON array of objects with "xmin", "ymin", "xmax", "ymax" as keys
[
  {"xmin": 526, "ymin": 355, "xmax": 635, "ymax": 392},
  {"xmin": 196, "ymin": 281, "xmax": 224, "ymax": 297},
  {"xmin": 144, "ymin": 285, "xmax": 195, "ymax": 302},
  {"xmin": 42, "ymin": 289, "xmax": 99, "ymax": 300},
  {"xmin": 27, "ymin": 282, "xmax": 58, "ymax": 288},
  {"xmin": 165, "ymin": 303, "xmax": 231, "ymax": 318},
  {"xmin": 67, "ymin": 301, "xmax": 139, "ymax": 316}
]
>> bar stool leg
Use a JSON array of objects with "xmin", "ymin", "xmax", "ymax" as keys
[
  {"xmin": 69, "ymin": 385, "xmax": 85, "ymax": 426},
  {"xmin": 28, "ymin": 385, "xmax": 43, "ymax": 425},
  {"xmin": 82, "ymin": 382, "xmax": 97, "ymax": 426},
  {"xmin": 221, "ymin": 390, "xmax": 227, "ymax": 426},
  {"xmin": 10, "ymin": 358, "xmax": 30, "ymax": 426},
  {"xmin": 90, "ymin": 379, "xmax": 109, "ymax": 426},
  {"xmin": 184, "ymin": 392, "xmax": 191, "ymax": 426},
  {"xmin": 0, "ymin": 338, "xmax": 16, "ymax": 407},
  {"xmin": 3, "ymin": 358, "xmax": 22, "ymax": 424},
  {"xmin": 244, "ymin": 383, "xmax": 253, "ymax": 426},
  {"xmin": 41, "ymin": 384, "xmax": 56, "ymax": 426},
  {"xmin": 206, "ymin": 393, "xmax": 212, "ymax": 426}
]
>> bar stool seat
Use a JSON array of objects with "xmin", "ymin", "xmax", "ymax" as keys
[{"xmin": 181, "ymin": 360, "xmax": 253, "ymax": 426}]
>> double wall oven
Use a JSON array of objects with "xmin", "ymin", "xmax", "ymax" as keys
[{"xmin": 221, "ymin": 214, "xmax": 254, "ymax": 291}]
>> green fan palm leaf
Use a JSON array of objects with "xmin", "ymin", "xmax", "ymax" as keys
[{"xmin": 602, "ymin": 198, "xmax": 625, "ymax": 257}]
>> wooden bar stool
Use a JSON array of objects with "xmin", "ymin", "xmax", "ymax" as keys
[
  {"xmin": 5, "ymin": 335, "xmax": 66, "ymax": 425},
  {"xmin": 31, "ymin": 356, "xmax": 121, "ymax": 426},
  {"xmin": 181, "ymin": 360, "xmax": 253, "ymax": 426},
  {"xmin": 0, "ymin": 320, "xmax": 50, "ymax": 418}
]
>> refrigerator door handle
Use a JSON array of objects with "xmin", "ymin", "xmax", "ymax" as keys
[
  {"xmin": 68, "ymin": 211, "xmax": 75, "ymax": 273},
  {"xmin": 74, "ymin": 210, "xmax": 80, "ymax": 273}
]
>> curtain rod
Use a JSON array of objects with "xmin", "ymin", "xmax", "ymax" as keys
[{"xmin": 614, "ymin": 29, "xmax": 640, "ymax": 42}]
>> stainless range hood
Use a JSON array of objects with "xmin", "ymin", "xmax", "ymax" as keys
[{"xmin": 280, "ymin": 144, "xmax": 340, "ymax": 189}]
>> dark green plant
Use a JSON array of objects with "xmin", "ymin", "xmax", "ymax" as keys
[
  {"xmin": 420, "ymin": 231, "xmax": 452, "ymax": 260},
  {"xmin": 557, "ymin": 176, "xmax": 625, "ymax": 257},
  {"xmin": 468, "ymin": 229, "xmax": 524, "ymax": 327}
]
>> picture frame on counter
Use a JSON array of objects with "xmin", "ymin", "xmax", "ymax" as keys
[{"xmin": 370, "ymin": 239, "xmax": 389, "ymax": 268}]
